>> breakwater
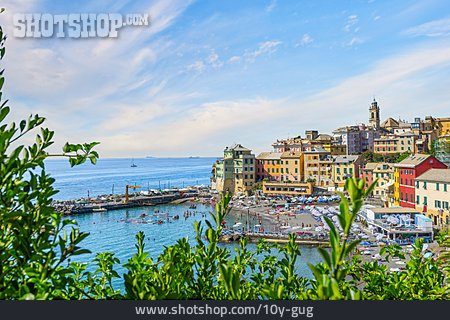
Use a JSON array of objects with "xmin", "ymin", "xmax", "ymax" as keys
[
  {"xmin": 219, "ymin": 231, "xmax": 330, "ymax": 246},
  {"xmin": 53, "ymin": 191, "xmax": 205, "ymax": 215}
]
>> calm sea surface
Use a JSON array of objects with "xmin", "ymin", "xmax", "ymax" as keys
[
  {"xmin": 45, "ymin": 158, "xmax": 323, "ymax": 289},
  {"xmin": 46, "ymin": 157, "xmax": 216, "ymax": 200}
]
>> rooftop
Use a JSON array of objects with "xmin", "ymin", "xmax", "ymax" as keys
[
  {"xmin": 332, "ymin": 155, "xmax": 360, "ymax": 164},
  {"xmin": 394, "ymin": 154, "xmax": 431, "ymax": 168},
  {"xmin": 369, "ymin": 207, "xmax": 420, "ymax": 214},
  {"xmin": 226, "ymin": 144, "xmax": 251, "ymax": 152},
  {"xmin": 416, "ymin": 168, "xmax": 450, "ymax": 183},
  {"xmin": 256, "ymin": 152, "xmax": 282, "ymax": 160},
  {"xmin": 363, "ymin": 162, "xmax": 378, "ymax": 170}
]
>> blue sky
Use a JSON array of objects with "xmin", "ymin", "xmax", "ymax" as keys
[{"xmin": 1, "ymin": 0, "xmax": 450, "ymax": 157}]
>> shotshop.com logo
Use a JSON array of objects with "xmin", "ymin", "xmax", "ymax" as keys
[{"xmin": 13, "ymin": 13, "xmax": 149, "ymax": 38}]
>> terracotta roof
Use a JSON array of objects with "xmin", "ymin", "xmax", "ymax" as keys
[{"xmin": 381, "ymin": 117, "xmax": 399, "ymax": 128}]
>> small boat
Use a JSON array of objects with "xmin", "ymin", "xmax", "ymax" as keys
[
  {"xmin": 131, "ymin": 158, "xmax": 137, "ymax": 167},
  {"xmin": 92, "ymin": 207, "xmax": 107, "ymax": 212}
]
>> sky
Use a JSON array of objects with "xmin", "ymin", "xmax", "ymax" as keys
[{"xmin": 1, "ymin": 0, "xmax": 450, "ymax": 158}]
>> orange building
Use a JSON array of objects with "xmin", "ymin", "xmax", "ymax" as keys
[{"xmin": 256, "ymin": 152, "xmax": 282, "ymax": 181}]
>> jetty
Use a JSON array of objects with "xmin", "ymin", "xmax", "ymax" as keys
[
  {"xmin": 219, "ymin": 231, "xmax": 330, "ymax": 246},
  {"xmin": 52, "ymin": 188, "xmax": 210, "ymax": 215}
]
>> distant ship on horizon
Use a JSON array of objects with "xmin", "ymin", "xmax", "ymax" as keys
[{"xmin": 189, "ymin": 156, "xmax": 200, "ymax": 159}]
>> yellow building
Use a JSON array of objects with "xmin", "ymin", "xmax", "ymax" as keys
[
  {"xmin": 332, "ymin": 155, "xmax": 363, "ymax": 189},
  {"xmin": 280, "ymin": 152, "xmax": 304, "ymax": 182},
  {"xmin": 415, "ymin": 169, "xmax": 450, "ymax": 228},
  {"xmin": 373, "ymin": 163, "xmax": 395, "ymax": 203},
  {"xmin": 436, "ymin": 117, "xmax": 450, "ymax": 136},
  {"xmin": 393, "ymin": 166, "xmax": 400, "ymax": 206},
  {"xmin": 303, "ymin": 148, "xmax": 333, "ymax": 188},
  {"xmin": 323, "ymin": 143, "xmax": 347, "ymax": 155}
]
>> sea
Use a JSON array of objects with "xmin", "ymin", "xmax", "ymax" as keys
[{"xmin": 45, "ymin": 157, "xmax": 323, "ymax": 289}]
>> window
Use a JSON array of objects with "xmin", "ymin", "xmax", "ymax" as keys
[
  {"xmin": 250, "ymin": 174, "xmax": 253, "ymax": 179},
  {"xmin": 436, "ymin": 183, "xmax": 440, "ymax": 191},
  {"xmin": 410, "ymin": 194, "xmax": 413, "ymax": 202},
  {"xmin": 416, "ymin": 195, "xmax": 420, "ymax": 204},
  {"xmin": 443, "ymin": 201, "xmax": 449, "ymax": 210},
  {"xmin": 416, "ymin": 181, "xmax": 419, "ymax": 188},
  {"xmin": 295, "ymin": 168, "xmax": 298, "ymax": 173},
  {"xmin": 445, "ymin": 184, "xmax": 448, "ymax": 192},
  {"xmin": 423, "ymin": 181, "xmax": 427, "ymax": 189},
  {"xmin": 295, "ymin": 160, "xmax": 298, "ymax": 165},
  {"xmin": 435, "ymin": 200, "xmax": 441, "ymax": 208},
  {"xmin": 424, "ymin": 196, "xmax": 428, "ymax": 205}
]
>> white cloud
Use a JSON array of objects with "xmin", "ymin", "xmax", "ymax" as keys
[
  {"xmin": 206, "ymin": 51, "xmax": 223, "ymax": 68},
  {"xmin": 265, "ymin": 0, "xmax": 277, "ymax": 13},
  {"xmin": 246, "ymin": 40, "xmax": 282, "ymax": 62},
  {"xmin": 347, "ymin": 37, "xmax": 364, "ymax": 46},
  {"xmin": 228, "ymin": 56, "xmax": 241, "ymax": 64},
  {"xmin": 296, "ymin": 33, "xmax": 314, "ymax": 47},
  {"xmin": 186, "ymin": 60, "xmax": 206, "ymax": 72},
  {"xmin": 403, "ymin": 17, "xmax": 450, "ymax": 37},
  {"xmin": 344, "ymin": 15, "xmax": 359, "ymax": 32},
  {"xmin": 374, "ymin": 15, "xmax": 381, "ymax": 21}
]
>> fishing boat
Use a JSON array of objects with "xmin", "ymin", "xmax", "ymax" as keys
[{"xmin": 130, "ymin": 158, "xmax": 137, "ymax": 167}]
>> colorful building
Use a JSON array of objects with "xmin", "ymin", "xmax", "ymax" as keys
[
  {"xmin": 332, "ymin": 155, "xmax": 363, "ymax": 189},
  {"xmin": 435, "ymin": 134, "xmax": 450, "ymax": 168},
  {"xmin": 280, "ymin": 152, "xmax": 304, "ymax": 182},
  {"xmin": 213, "ymin": 144, "xmax": 255, "ymax": 195},
  {"xmin": 374, "ymin": 135, "xmax": 398, "ymax": 154},
  {"xmin": 393, "ymin": 155, "xmax": 447, "ymax": 208},
  {"xmin": 415, "ymin": 169, "xmax": 450, "ymax": 228},
  {"xmin": 362, "ymin": 162, "xmax": 378, "ymax": 190},
  {"xmin": 436, "ymin": 117, "xmax": 450, "ymax": 136},
  {"xmin": 373, "ymin": 163, "xmax": 395, "ymax": 204},
  {"xmin": 255, "ymin": 152, "xmax": 282, "ymax": 181},
  {"xmin": 303, "ymin": 148, "xmax": 334, "ymax": 188}
]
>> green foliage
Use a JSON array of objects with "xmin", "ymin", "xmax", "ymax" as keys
[
  {"xmin": 361, "ymin": 151, "xmax": 411, "ymax": 164},
  {"xmin": 0, "ymin": 22, "xmax": 100, "ymax": 299}
]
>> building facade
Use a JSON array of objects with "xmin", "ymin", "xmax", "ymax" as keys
[
  {"xmin": 332, "ymin": 155, "xmax": 363, "ymax": 189},
  {"xmin": 394, "ymin": 155, "xmax": 447, "ymax": 208},
  {"xmin": 213, "ymin": 144, "xmax": 255, "ymax": 195},
  {"xmin": 256, "ymin": 152, "xmax": 282, "ymax": 182},
  {"xmin": 415, "ymin": 169, "xmax": 450, "ymax": 228},
  {"xmin": 435, "ymin": 134, "xmax": 450, "ymax": 168},
  {"xmin": 303, "ymin": 149, "xmax": 334, "ymax": 188}
]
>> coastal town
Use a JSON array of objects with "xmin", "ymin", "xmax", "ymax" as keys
[{"xmin": 211, "ymin": 99, "xmax": 450, "ymax": 240}]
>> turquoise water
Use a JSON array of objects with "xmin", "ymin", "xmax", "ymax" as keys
[
  {"xmin": 67, "ymin": 203, "xmax": 323, "ymax": 288},
  {"xmin": 46, "ymin": 158, "xmax": 323, "ymax": 289}
]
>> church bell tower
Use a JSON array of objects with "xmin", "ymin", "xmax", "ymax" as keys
[{"xmin": 369, "ymin": 98, "xmax": 380, "ymax": 130}]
